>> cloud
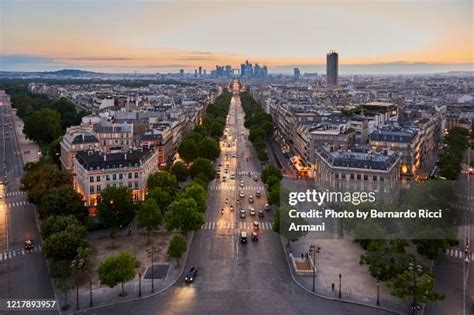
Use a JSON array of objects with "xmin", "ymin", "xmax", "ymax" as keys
[
  {"xmin": 0, "ymin": 54, "xmax": 57, "ymax": 64},
  {"xmin": 63, "ymin": 56, "xmax": 134, "ymax": 61}
]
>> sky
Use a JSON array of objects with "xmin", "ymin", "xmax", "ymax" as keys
[{"xmin": 0, "ymin": 0, "xmax": 473, "ymax": 74}]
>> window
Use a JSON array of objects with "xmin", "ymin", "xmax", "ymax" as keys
[
  {"xmin": 119, "ymin": 182, "xmax": 123, "ymax": 187},
  {"xmin": 128, "ymin": 182, "xmax": 132, "ymax": 188},
  {"xmin": 363, "ymin": 175, "xmax": 368, "ymax": 181},
  {"xmin": 380, "ymin": 176, "xmax": 385, "ymax": 181},
  {"xmin": 128, "ymin": 173, "xmax": 132, "ymax": 179},
  {"xmin": 357, "ymin": 174, "xmax": 361, "ymax": 180},
  {"xmin": 96, "ymin": 176, "xmax": 101, "ymax": 182},
  {"xmin": 89, "ymin": 176, "xmax": 94, "ymax": 183},
  {"xmin": 134, "ymin": 172, "xmax": 139, "ymax": 178},
  {"xmin": 106, "ymin": 175, "xmax": 110, "ymax": 181},
  {"xmin": 373, "ymin": 175, "xmax": 377, "ymax": 181},
  {"xmin": 341, "ymin": 173, "xmax": 346, "ymax": 179},
  {"xmin": 335, "ymin": 173, "xmax": 339, "ymax": 179},
  {"xmin": 119, "ymin": 173, "xmax": 123, "ymax": 180},
  {"xmin": 350, "ymin": 173, "xmax": 354, "ymax": 180},
  {"xmin": 97, "ymin": 185, "xmax": 101, "ymax": 192},
  {"xmin": 90, "ymin": 186, "xmax": 95, "ymax": 193},
  {"xmin": 113, "ymin": 174, "xmax": 116, "ymax": 180},
  {"xmin": 134, "ymin": 181, "xmax": 139, "ymax": 189}
]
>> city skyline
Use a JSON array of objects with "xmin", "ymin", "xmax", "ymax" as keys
[{"xmin": 1, "ymin": 0, "xmax": 473, "ymax": 74}]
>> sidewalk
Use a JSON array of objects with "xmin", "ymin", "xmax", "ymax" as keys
[
  {"xmin": 285, "ymin": 236, "xmax": 408, "ymax": 314},
  {"xmin": 59, "ymin": 231, "xmax": 194, "ymax": 314},
  {"xmin": 11, "ymin": 109, "xmax": 41, "ymax": 164}
]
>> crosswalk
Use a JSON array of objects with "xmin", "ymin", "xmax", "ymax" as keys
[
  {"xmin": 6, "ymin": 201, "xmax": 31, "ymax": 208},
  {"xmin": 237, "ymin": 171, "xmax": 260, "ymax": 176},
  {"xmin": 445, "ymin": 248, "xmax": 474, "ymax": 261},
  {"xmin": 0, "ymin": 245, "xmax": 42, "ymax": 262},
  {"xmin": 201, "ymin": 221, "xmax": 273, "ymax": 230},
  {"xmin": 210, "ymin": 185, "xmax": 265, "ymax": 191},
  {"xmin": 5, "ymin": 191, "xmax": 26, "ymax": 197}
]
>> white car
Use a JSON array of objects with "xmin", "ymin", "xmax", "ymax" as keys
[
  {"xmin": 239, "ymin": 191, "xmax": 244, "ymax": 198},
  {"xmin": 230, "ymin": 173, "xmax": 235, "ymax": 179},
  {"xmin": 256, "ymin": 191, "xmax": 261, "ymax": 197},
  {"xmin": 240, "ymin": 181, "xmax": 245, "ymax": 187},
  {"xmin": 240, "ymin": 209, "xmax": 246, "ymax": 218},
  {"xmin": 249, "ymin": 208, "xmax": 256, "ymax": 216}
]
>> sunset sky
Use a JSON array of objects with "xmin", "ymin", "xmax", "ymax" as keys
[{"xmin": 1, "ymin": 0, "xmax": 473, "ymax": 73}]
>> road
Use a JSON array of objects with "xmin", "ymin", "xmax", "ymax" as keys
[
  {"xmin": 0, "ymin": 100, "xmax": 56, "ymax": 314},
  {"xmin": 84, "ymin": 84, "xmax": 391, "ymax": 315}
]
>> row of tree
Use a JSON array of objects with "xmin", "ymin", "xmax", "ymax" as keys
[
  {"xmin": 240, "ymin": 92, "xmax": 274, "ymax": 162},
  {"xmin": 178, "ymin": 91, "xmax": 232, "ymax": 164},
  {"xmin": 438, "ymin": 127, "xmax": 470, "ymax": 179}
]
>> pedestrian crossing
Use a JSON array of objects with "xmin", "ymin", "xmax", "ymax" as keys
[
  {"xmin": 237, "ymin": 171, "xmax": 260, "ymax": 176},
  {"xmin": 210, "ymin": 185, "xmax": 265, "ymax": 191},
  {"xmin": 201, "ymin": 221, "xmax": 273, "ymax": 230},
  {"xmin": 445, "ymin": 248, "xmax": 473, "ymax": 261},
  {"xmin": 6, "ymin": 201, "xmax": 31, "ymax": 208},
  {"xmin": 0, "ymin": 245, "xmax": 42, "ymax": 262},
  {"xmin": 5, "ymin": 191, "xmax": 26, "ymax": 197}
]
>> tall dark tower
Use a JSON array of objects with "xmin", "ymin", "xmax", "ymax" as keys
[{"xmin": 326, "ymin": 51, "xmax": 338, "ymax": 86}]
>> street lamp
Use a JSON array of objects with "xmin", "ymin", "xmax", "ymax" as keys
[
  {"xmin": 70, "ymin": 258, "xmax": 84, "ymax": 310},
  {"xmin": 338, "ymin": 273, "xmax": 342, "ymax": 298},
  {"xmin": 309, "ymin": 244, "xmax": 316, "ymax": 292},
  {"xmin": 151, "ymin": 244, "xmax": 157, "ymax": 293},
  {"xmin": 376, "ymin": 280, "xmax": 380, "ymax": 306},
  {"xmin": 408, "ymin": 262, "xmax": 423, "ymax": 314}
]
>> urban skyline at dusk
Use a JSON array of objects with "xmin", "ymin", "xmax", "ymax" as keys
[{"xmin": 1, "ymin": 0, "xmax": 473, "ymax": 74}]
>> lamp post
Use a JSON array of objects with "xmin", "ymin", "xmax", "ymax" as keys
[
  {"xmin": 70, "ymin": 258, "xmax": 84, "ymax": 310},
  {"xmin": 138, "ymin": 272, "xmax": 142, "ymax": 297},
  {"xmin": 338, "ymin": 273, "xmax": 342, "ymax": 298},
  {"xmin": 309, "ymin": 244, "xmax": 316, "ymax": 292},
  {"xmin": 89, "ymin": 281, "xmax": 93, "ymax": 307},
  {"xmin": 376, "ymin": 280, "xmax": 380, "ymax": 306},
  {"xmin": 408, "ymin": 262, "xmax": 423, "ymax": 314},
  {"xmin": 151, "ymin": 245, "xmax": 156, "ymax": 293}
]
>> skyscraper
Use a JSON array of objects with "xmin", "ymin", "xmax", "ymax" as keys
[
  {"xmin": 326, "ymin": 51, "xmax": 338, "ymax": 86},
  {"xmin": 293, "ymin": 67, "xmax": 301, "ymax": 80}
]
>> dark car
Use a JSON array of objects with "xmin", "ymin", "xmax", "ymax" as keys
[
  {"xmin": 258, "ymin": 209, "xmax": 265, "ymax": 218},
  {"xmin": 251, "ymin": 232, "xmax": 258, "ymax": 241},
  {"xmin": 185, "ymin": 266, "xmax": 198, "ymax": 282},
  {"xmin": 24, "ymin": 240, "xmax": 34, "ymax": 251}
]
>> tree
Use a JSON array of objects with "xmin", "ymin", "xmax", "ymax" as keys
[
  {"xmin": 52, "ymin": 97, "xmax": 83, "ymax": 130},
  {"xmin": 164, "ymin": 198, "xmax": 204, "ymax": 234},
  {"xmin": 38, "ymin": 185, "xmax": 87, "ymax": 219},
  {"xmin": 389, "ymin": 270, "xmax": 443, "ymax": 304},
  {"xmin": 147, "ymin": 187, "xmax": 172, "ymax": 210},
  {"xmin": 137, "ymin": 198, "xmax": 162, "ymax": 241},
  {"xmin": 97, "ymin": 186, "xmax": 135, "ymax": 232},
  {"xmin": 20, "ymin": 159, "xmax": 72, "ymax": 205},
  {"xmin": 23, "ymin": 108, "xmax": 62, "ymax": 144},
  {"xmin": 198, "ymin": 137, "xmax": 220, "ymax": 161},
  {"xmin": 178, "ymin": 182, "xmax": 207, "ymax": 213},
  {"xmin": 189, "ymin": 158, "xmax": 215, "ymax": 181},
  {"xmin": 178, "ymin": 138, "xmax": 198, "ymax": 164},
  {"xmin": 47, "ymin": 136, "xmax": 62, "ymax": 166},
  {"xmin": 97, "ymin": 251, "xmax": 136, "ymax": 297},
  {"xmin": 170, "ymin": 161, "xmax": 189, "ymax": 183},
  {"xmin": 261, "ymin": 165, "xmax": 283, "ymax": 184},
  {"xmin": 41, "ymin": 215, "xmax": 82, "ymax": 239},
  {"xmin": 43, "ymin": 229, "xmax": 89, "ymax": 261},
  {"xmin": 147, "ymin": 171, "xmax": 177, "ymax": 196},
  {"xmin": 267, "ymin": 184, "xmax": 280, "ymax": 206},
  {"xmin": 50, "ymin": 260, "xmax": 73, "ymax": 311},
  {"xmin": 167, "ymin": 235, "xmax": 187, "ymax": 266}
]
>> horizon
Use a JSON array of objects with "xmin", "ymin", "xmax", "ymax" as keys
[{"xmin": 1, "ymin": 0, "xmax": 473, "ymax": 74}]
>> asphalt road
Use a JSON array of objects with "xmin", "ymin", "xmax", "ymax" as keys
[
  {"xmin": 83, "ymin": 85, "xmax": 391, "ymax": 315},
  {"xmin": 0, "ymin": 103, "xmax": 56, "ymax": 315}
]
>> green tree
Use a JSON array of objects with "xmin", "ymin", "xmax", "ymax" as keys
[
  {"xmin": 97, "ymin": 186, "xmax": 135, "ymax": 232},
  {"xmin": 170, "ymin": 161, "xmax": 189, "ymax": 183},
  {"xmin": 164, "ymin": 198, "xmax": 204, "ymax": 234},
  {"xmin": 97, "ymin": 251, "xmax": 136, "ymax": 297},
  {"xmin": 167, "ymin": 235, "xmax": 187, "ymax": 266},
  {"xmin": 389, "ymin": 270, "xmax": 443, "ymax": 304},
  {"xmin": 178, "ymin": 138, "xmax": 198, "ymax": 164},
  {"xmin": 137, "ymin": 198, "xmax": 162, "ymax": 241},
  {"xmin": 178, "ymin": 182, "xmax": 207, "ymax": 213},
  {"xmin": 20, "ymin": 159, "xmax": 72, "ymax": 205},
  {"xmin": 147, "ymin": 171, "xmax": 177, "ymax": 196},
  {"xmin": 38, "ymin": 185, "xmax": 87, "ymax": 219},
  {"xmin": 50, "ymin": 260, "xmax": 73, "ymax": 310},
  {"xmin": 189, "ymin": 157, "xmax": 215, "ymax": 181},
  {"xmin": 198, "ymin": 137, "xmax": 220, "ymax": 161},
  {"xmin": 267, "ymin": 185, "xmax": 281, "ymax": 206},
  {"xmin": 261, "ymin": 165, "xmax": 283, "ymax": 184},
  {"xmin": 147, "ymin": 187, "xmax": 172, "ymax": 210},
  {"xmin": 41, "ymin": 215, "xmax": 83, "ymax": 239},
  {"xmin": 23, "ymin": 108, "xmax": 62, "ymax": 144},
  {"xmin": 43, "ymin": 229, "xmax": 89, "ymax": 261}
]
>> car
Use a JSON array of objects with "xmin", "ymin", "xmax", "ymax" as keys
[
  {"xmin": 224, "ymin": 168, "xmax": 228, "ymax": 173},
  {"xmin": 264, "ymin": 203, "xmax": 271, "ymax": 211},
  {"xmin": 232, "ymin": 153, "xmax": 236, "ymax": 158},
  {"xmin": 256, "ymin": 191, "xmax": 261, "ymax": 197},
  {"xmin": 240, "ymin": 231, "xmax": 248, "ymax": 243},
  {"xmin": 249, "ymin": 208, "xmax": 256, "ymax": 216},
  {"xmin": 15, "ymin": 151, "xmax": 20, "ymax": 156},
  {"xmin": 222, "ymin": 176, "xmax": 227, "ymax": 182},
  {"xmin": 239, "ymin": 191, "xmax": 244, "ymax": 198},
  {"xmin": 24, "ymin": 240, "xmax": 34, "ymax": 251},
  {"xmin": 251, "ymin": 232, "xmax": 258, "ymax": 241},
  {"xmin": 230, "ymin": 173, "xmax": 235, "ymax": 179},
  {"xmin": 236, "ymin": 199, "xmax": 241, "ymax": 205},
  {"xmin": 248, "ymin": 196, "xmax": 254, "ymax": 203},
  {"xmin": 253, "ymin": 221, "xmax": 260, "ymax": 230},
  {"xmin": 185, "ymin": 267, "xmax": 198, "ymax": 282},
  {"xmin": 240, "ymin": 181, "xmax": 245, "ymax": 187},
  {"xmin": 470, "ymin": 167, "xmax": 474, "ymax": 175},
  {"xmin": 258, "ymin": 209, "xmax": 265, "ymax": 218},
  {"xmin": 240, "ymin": 209, "xmax": 246, "ymax": 218},
  {"xmin": 253, "ymin": 175, "xmax": 258, "ymax": 181}
]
